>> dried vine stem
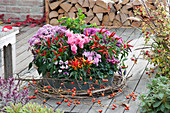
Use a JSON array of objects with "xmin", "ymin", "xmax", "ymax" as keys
[{"xmin": 33, "ymin": 74, "xmax": 129, "ymax": 99}]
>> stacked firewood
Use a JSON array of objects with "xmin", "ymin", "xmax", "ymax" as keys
[{"xmin": 45, "ymin": 0, "xmax": 156, "ymax": 27}]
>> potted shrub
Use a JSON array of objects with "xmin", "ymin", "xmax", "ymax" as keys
[{"xmin": 28, "ymin": 9, "xmax": 132, "ymax": 90}]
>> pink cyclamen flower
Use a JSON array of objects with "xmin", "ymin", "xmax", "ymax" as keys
[
  {"xmin": 71, "ymin": 44, "xmax": 77, "ymax": 54},
  {"xmin": 65, "ymin": 30, "xmax": 74, "ymax": 38}
]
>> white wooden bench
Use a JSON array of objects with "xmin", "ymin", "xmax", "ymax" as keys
[{"xmin": 0, "ymin": 26, "xmax": 19, "ymax": 79}]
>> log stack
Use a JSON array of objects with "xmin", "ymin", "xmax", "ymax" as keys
[{"xmin": 45, "ymin": 0, "xmax": 158, "ymax": 27}]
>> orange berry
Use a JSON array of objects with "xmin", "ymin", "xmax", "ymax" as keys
[
  {"xmin": 126, "ymin": 96, "xmax": 130, "ymax": 99},
  {"xmin": 113, "ymin": 104, "xmax": 117, "ymax": 108},
  {"xmin": 84, "ymin": 82, "xmax": 87, "ymax": 85},
  {"xmin": 44, "ymin": 105, "xmax": 46, "ymax": 107},
  {"xmin": 99, "ymin": 110, "xmax": 102, "ymax": 113},
  {"xmin": 45, "ymin": 89, "xmax": 48, "ymax": 92},
  {"xmin": 80, "ymin": 77, "xmax": 82, "ymax": 80},
  {"xmin": 77, "ymin": 101, "xmax": 80, "ymax": 104},
  {"xmin": 102, "ymin": 79, "xmax": 108, "ymax": 82},
  {"xmin": 102, "ymin": 93, "xmax": 104, "ymax": 96},
  {"xmin": 67, "ymin": 89, "xmax": 70, "ymax": 92},
  {"xmin": 33, "ymin": 81, "xmax": 36, "ymax": 84},
  {"xmin": 119, "ymin": 88, "xmax": 122, "ymax": 92},
  {"xmin": 42, "ymin": 89, "xmax": 45, "ymax": 92},
  {"xmin": 43, "ymin": 99, "xmax": 46, "ymax": 103},
  {"xmin": 112, "ymin": 107, "xmax": 115, "ymax": 110},
  {"xmin": 23, "ymin": 87, "xmax": 27, "ymax": 89},
  {"xmin": 61, "ymin": 95, "xmax": 64, "ymax": 98},
  {"xmin": 95, "ymin": 80, "xmax": 98, "ymax": 84},
  {"xmin": 34, "ymin": 90, "xmax": 38, "ymax": 94},
  {"xmin": 44, "ymin": 86, "xmax": 47, "ymax": 89},
  {"xmin": 90, "ymin": 77, "xmax": 92, "ymax": 80},
  {"xmin": 135, "ymin": 94, "xmax": 137, "ymax": 97}
]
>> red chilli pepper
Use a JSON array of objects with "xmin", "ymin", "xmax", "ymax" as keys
[
  {"xmin": 52, "ymin": 36, "xmax": 55, "ymax": 43},
  {"xmin": 121, "ymin": 66, "xmax": 127, "ymax": 69},
  {"xmin": 94, "ymin": 34, "xmax": 100, "ymax": 41},
  {"xmin": 98, "ymin": 50, "xmax": 104, "ymax": 52},
  {"xmin": 34, "ymin": 49, "xmax": 40, "ymax": 54},
  {"xmin": 127, "ymin": 39, "xmax": 133, "ymax": 43},
  {"xmin": 112, "ymin": 50, "xmax": 117, "ymax": 54},
  {"xmin": 127, "ymin": 44, "xmax": 133, "ymax": 47},
  {"xmin": 58, "ymin": 42, "xmax": 63, "ymax": 47},
  {"xmin": 56, "ymin": 36, "xmax": 59, "ymax": 41},
  {"xmin": 51, "ymin": 50, "xmax": 57, "ymax": 54},
  {"xmin": 109, "ymin": 32, "xmax": 116, "ymax": 38},
  {"xmin": 86, "ymin": 30, "xmax": 89, "ymax": 36},
  {"xmin": 123, "ymin": 43, "xmax": 126, "ymax": 48},
  {"xmin": 47, "ymin": 38, "xmax": 51, "ymax": 47},
  {"xmin": 115, "ymin": 37, "xmax": 121, "ymax": 40},
  {"xmin": 99, "ymin": 27, "xmax": 105, "ymax": 34},
  {"xmin": 40, "ymin": 51, "xmax": 47, "ymax": 56}
]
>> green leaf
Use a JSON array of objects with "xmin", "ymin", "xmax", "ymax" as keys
[
  {"xmin": 165, "ymin": 102, "xmax": 170, "ymax": 109},
  {"xmin": 153, "ymin": 101, "xmax": 162, "ymax": 108},
  {"xmin": 160, "ymin": 103, "xmax": 165, "ymax": 112},
  {"xmin": 61, "ymin": 23, "xmax": 67, "ymax": 26},
  {"xmin": 158, "ymin": 93, "xmax": 164, "ymax": 99}
]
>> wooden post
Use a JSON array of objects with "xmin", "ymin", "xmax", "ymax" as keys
[
  {"xmin": 3, "ymin": 44, "xmax": 13, "ymax": 79},
  {"xmin": 45, "ymin": 0, "xmax": 50, "ymax": 24}
]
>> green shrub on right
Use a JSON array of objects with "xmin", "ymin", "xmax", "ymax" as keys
[{"xmin": 139, "ymin": 76, "xmax": 170, "ymax": 113}]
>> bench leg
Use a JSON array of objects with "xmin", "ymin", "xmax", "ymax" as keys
[{"xmin": 3, "ymin": 44, "xmax": 13, "ymax": 79}]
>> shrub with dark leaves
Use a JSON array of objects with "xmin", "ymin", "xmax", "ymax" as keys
[{"xmin": 0, "ymin": 77, "xmax": 30, "ymax": 111}]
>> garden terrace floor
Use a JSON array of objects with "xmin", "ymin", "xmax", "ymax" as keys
[{"xmin": 16, "ymin": 27, "xmax": 154, "ymax": 113}]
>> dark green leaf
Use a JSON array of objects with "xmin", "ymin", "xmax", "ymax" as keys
[
  {"xmin": 158, "ymin": 93, "xmax": 164, "ymax": 99},
  {"xmin": 153, "ymin": 101, "xmax": 162, "ymax": 108},
  {"xmin": 165, "ymin": 102, "xmax": 170, "ymax": 109},
  {"xmin": 28, "ymin": 62, "xmax": 32, "ymax": 70},
  {"xmin": 160, "ymin": 103, "xmax": 165, "ymax": 112}
]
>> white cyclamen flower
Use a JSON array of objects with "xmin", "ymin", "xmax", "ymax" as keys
[
  {"xmin": 58, "ymin": 70, "xmax": 62, "ymax": 73},
  {"xmin": 54, "ymin": 61, "xmax": 58, "ymax": 65},
  {"xmin": 60, "ymin": 65, "xmax": 65, "ymax": 69}
]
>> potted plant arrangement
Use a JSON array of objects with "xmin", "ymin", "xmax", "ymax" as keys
[{"xmin": 28, "ymin": 9, "xmax": 132, "ymax": 92}]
